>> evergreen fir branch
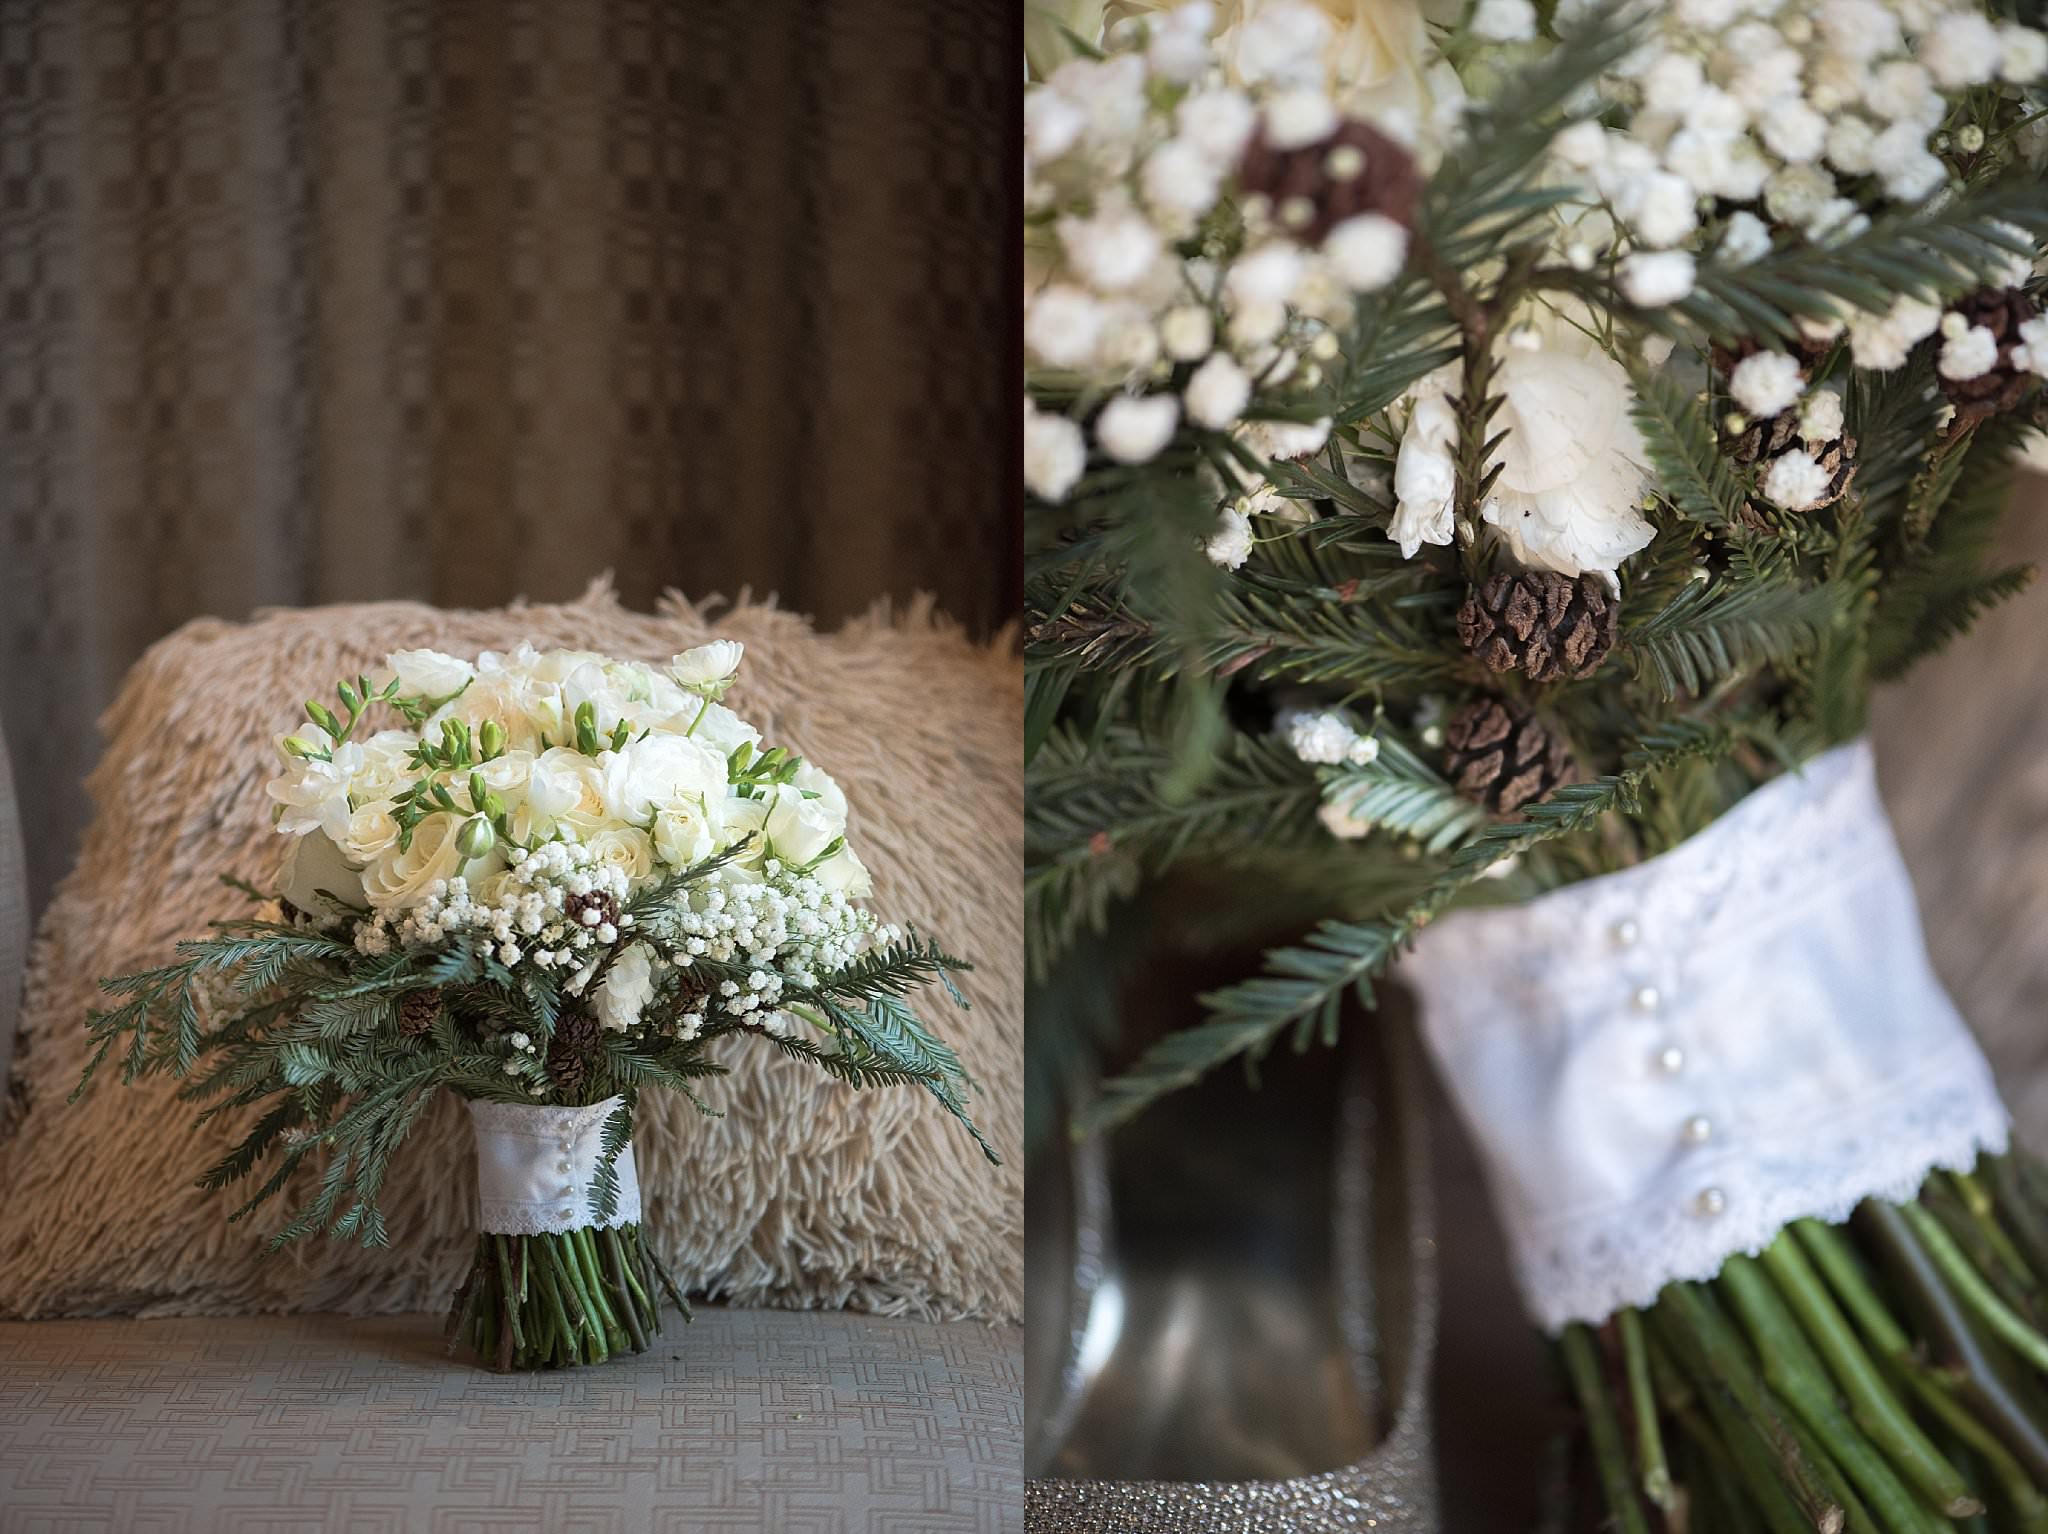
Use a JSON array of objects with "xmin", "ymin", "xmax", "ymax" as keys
[
  {"xmin": 1662, "ymin": 180, "xmax": 2048, "ymax": 343},
  {"xmin": 590, "ymin": 1096, "xmax": 635, "ymax": 1223},
  {"xmin": 818, "ymin": 995, "xmax": 1000, "ymax": 1164},
  {"xmin": 1077, "ymin": 720, "xmax": 1742, "ymax": 1134},
  {"xmin": 1844, "ymin": 351, "xmax": 1941, "ymax": 521},
  {"xmin": 1322, "ymin": 734, "xmax": 1488, "ymax": 853},
  {"xmin": 1333, "ymin": 278, "xmax": 1462, "ymax": 425},
  {"xmin": 1627, "ymin": 361, "xmax": 1749, "ymax": 530},
  {"xmin": 1623, "ymin": 576, "xmax": 1841, "ymax": 700}
]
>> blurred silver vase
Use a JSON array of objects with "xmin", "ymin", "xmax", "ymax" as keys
[{"xmin": 1026, "ymin": 1013, "xmax": 1438, "ymax": 1532}]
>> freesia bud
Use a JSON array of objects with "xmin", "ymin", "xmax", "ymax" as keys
[
  {"xmin": 478, "ymin": 719, "xmax": 506, "ymax": 759},
  {"xmin": 456, "ymin": 817, "xmax": 496, "ymax": 859}
]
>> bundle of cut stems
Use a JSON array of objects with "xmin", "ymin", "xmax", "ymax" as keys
[
  {"xmin": 1566, "ymin": 1155, "xmax": 2048, "ymax": 1533},
  {"xmin": 443, "ymin": 1223, "xmax": 691, "ymax": 1371}
]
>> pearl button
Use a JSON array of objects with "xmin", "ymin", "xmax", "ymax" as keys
[
  {"xmin": 1632, "ymin": 985, "xmax": 1661, "ymax": 1014},
  {"xmin": 1613, "ymin": 918, "xmax": 1641, "ymax": 948},
  {"xmin": 1682, "ymin": 1115, "xmax": 1713, "ymax": 1145},
  {"xmin": 1656, "ymin": 1045, "xmax": 1686, "ymax": 1075},
  {"xmin": 558, "ymin": 1206, "xmax": 575, "ymax": 1219},
  {"xmin": 1694, "ymin": 1187, "xmax": 1727, "ymax": 1217}
]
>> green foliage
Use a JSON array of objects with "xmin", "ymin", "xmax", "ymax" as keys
[
  {"xmin": 1627, "ymin": 362, "xmax": 1750, "ymax": 531},
  {"xmin": 1624, "ymin": 573, "xmax": 1841, "ymax": 700}
]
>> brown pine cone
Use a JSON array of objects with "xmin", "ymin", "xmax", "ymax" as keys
[
  {"xmin": 397, "ymin": 990, "xmax": 441, "ymax": 1038},
  {"xmin": 565, "ymin": 889, "xmax": 621, "ymax": 934},
  {"xmin": 1724, "ymin": 412, "xmax": 1858, "ymax": 526},
  {"xmin": 1940, "ymin": 287, "xmax": 2041, "ymax": 427},
  {"xmin": 1457, "ymin": 571, "xmax": 1618, "ymax": 682},
  {"xmin": 547, "ymin": 1011, "xmax": 602, "ymax": 1099},
  {"xmin": 1236, "ymin": 117, "xmax": 1421, "ymax": 244},
  {"xmin": 1443, "ymin": 700, "xmax": 1570, "ymax": 815}
]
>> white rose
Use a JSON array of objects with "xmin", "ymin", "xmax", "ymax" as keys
[
  {"xmin": 759, "ymin": 784, "xmax": 848, "ymax": 868},
  {"xmin": 280, "ymin": 829, "xmax": 367, "ymax": 916},
  {"xmin": 343, "ymin": 802, "xmax": 402, "ymax": 863},
  {"xmin": 386, "ymin": 648, "xmax": 475, "ymax": 700},
  {"xmin": 791, "ymin": 760, "xmax": 849, "ymax": 825},
  {"xmin": 474, "ymin": 749, "xmax": 534, "ymax": 806},
  {"xmin": 668, "ymin": 640, "xmax": 744, "ymax": 693},
  {"xmin": 592, "ymin": 942, "xmax": 659, "ymax": 1033},
  {"xmin": 653, "ymin": 799, "xmax": 725, "ymax": 869},
  {"xmin": 361, "ymin": 814, "xmax": 466, "ymax": 912},
  {"xmin": 812, "ymin": 845, "xmax": 874, "ymax": 899},
  {"xmin": 347, "ymin": 730, "xmax": 420, "ymax": 804},
  {"xmin": 669, "ymin": 699, "xmax": 763, "ymax": 757},
  {"xmin": 582, "ymin": 827, "xmax": 657, "ymax": 889},
  {"xmin": 265, "ymin": 741, "xmax": 364, "ymax": 840},
  {"xmin": 600, "ymin": 734, "xmax": 730, "ymax": 823}
]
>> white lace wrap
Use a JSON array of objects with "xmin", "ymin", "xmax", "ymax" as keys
[
  {"xmin": 468, "ymin": 1097, "xmax": 642, "ymax": 1236},
  {"xmin": 1404, "ymin": 739, "xmax": 2008, "ymax": 1333}
]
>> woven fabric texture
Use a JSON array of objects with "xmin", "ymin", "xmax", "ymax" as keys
[{"xmin": 0, "ymin": 585, "xmax": 1021, "ymax": 1323}]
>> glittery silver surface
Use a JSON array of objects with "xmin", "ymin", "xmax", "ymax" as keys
[{"xmin": 1026, "ymin": 1025, "xmax": 1440, "ymax": 1532}]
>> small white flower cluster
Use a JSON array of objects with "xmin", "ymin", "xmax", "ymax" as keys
[
  {"xmin": 660, "ymin": 863, "xmax": 897, "ymax": 1041},
  {"xmin": 1721, "ymin": 353, "xmax": 1850, "ymax": 512},
  {"xmin": 1279, "ymin": 707, "xmax": 1381, "ymax": 768},
  {"xmin": 1024, "ymin": 1, "xmax": 1411, "ymax": 497},
  {"xmin": 357, "ymin": 841, "xmax": 636, "ymax": 974},
  {"xmin": 1556, "ymin": 0, "xmax": 2047, "ymax": 307}
]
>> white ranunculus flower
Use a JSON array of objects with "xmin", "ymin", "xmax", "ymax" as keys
[
  {"xmin": 525, "ymin": 746, "xmax": 608, "ymax": 835},
  {"xmin": 265, "ymin": 740, "xmax": 364, "ymax": 840},
  {"xmin": 280, "ymin": 829, "xmax": 367, "ymax": 916},
  {"xmin": 386, "ymin": 648, "xmax": 475, "ymax": 700},
  {"xmin": 342, "ymin": 802, "xmax": 402, "ymax": 864},
  {"xmin": 668, "ymin": 640, "xmax": 744, "ymax": 694},
  {"xmin": 1478, "ymin": 313, "xmax": 1654, "ymax": 585},
  {"xmin": 361, "ymin": 814, "xmax": 467, "ymax": 911},
  {"xmin": 600, "ymin": 734, "xmax": 730, "ymax": 824},
  {"xmin": 592, "ymin": 942, "xmax": 659, "ymax": 1033}
]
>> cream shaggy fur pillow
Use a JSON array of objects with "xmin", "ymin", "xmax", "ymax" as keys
[{"xmin": 0, "ymin": 585, "xmax": 1022, "ymax": 1323}]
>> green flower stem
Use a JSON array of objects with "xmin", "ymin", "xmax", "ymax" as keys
[
  {"xmin": 1903, "ymin": 1202, "xmax": 2048, "ymax": 1376},
  {"xmin": 615, "ymin": 1228, "xmax": 655, "ymax": 1317},
  {"xmin": 1561, "ymin": 1324, "xmax": 1652, "ymax": 1534},
  {"xmin": 604, "ymin": 1230, "xmax": 650, "ymax": 1355},
  {"xmin": 1951, "ymin": 1171, "xmax": 2040, "ymax": 1294},
  {"xmin": 1758, "ymin": 1233, "xmax": 1982, "ymax": 1518},
  {"xmin": 1990, "ymin": 1158, "xmax": 2048, "ymax": 1298},
  {"xmin": 446, "ymin": 1223, "xmax": 673, "ymax": 1371},
  {"xmin": 494, "ymin": 1236, "xmax": 526, "ymax": 1354},
  {"xmin": 1655, "ymin": 1282, "xmax": 1845, "ymax": 1534},
  {"xmin": 1615, "ymin": 1309, "xmax": 1675, "ymax": 1513},
  {"xmin": 1924, "ymin": 1180, "xmax": 2042, "ymax": 1324},
  {"xmin": 1857, "ymin": 1201, "xmax": 2048, "ymax": 1491},
  {"xmin": 1719, "ymin": 1251, "xmax": 1941, "ymax": 1534}
]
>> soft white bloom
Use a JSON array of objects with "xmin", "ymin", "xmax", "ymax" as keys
[
  {"xmin": 1798, "ymin": 387, "xmax": 1845, "ymax": 444},
  {"xmin": 1728, "ymin": 352, "xmax": 1806, "ymax": 419},
  {"xmin": 1024, "ymin": 87, "xmax": 1085, "ymax": 164},
  {"xmin": 387, "ymin": 648, "xmax": 475, "ymax": 700},
  {"xmin": 668, "ymin": 640, "xmax": 743, "ymax": 692},
  {"xmin": 1262, "ymin": 86, "xmax": 1340, "ymax": 149},
  {"xmin": 2001, "ymin": 24, "xmax": 2048, "ymax": 83},
  {"xmin": 1826, "ymin": 117, "xmax": 1878, "ymax": 176},
  {"xmin": 1097, "ymin": 394, "xmax": 1180, "ymax": 463},
  {"xmin": 582, "ymin": 826, "xmax": 657, "ymax": 887},
  {"xmin": 1317, "ymin": 798, "xmax": 1375, "ymax": 839},
  {"xmin": 1159, "ymin": 306, "xmax": 1216, "ymax": 362},
  {"xmin": 1390, "ymin": 373, "xmax": 1460, "ymax": 557},
  {"xmin": 1472, "ymin": 0, "xmax": 1534, "ymax": 41},
  {"xmin": 1205, "ymin": 507, "xmax": 1256, "ymax": 570},
  {"xmin": 1619, "ymin": 251, "xmax": 1696, "ymax": 307},
  {"xmin": 1762, "ymin": 449, "xmax": 1834, "ymax": 512},
  {"xmin": 1026, "ymin": 284, "xmax": 1107, "ymax": 368},
  {"xmin": 600, "ymin": 733, "xmax": 729, "ymax": 823},
  {"xmin": 1146, "ymin": 1, "xmax": 1216, "ymax": 81},
  {"xmin": 1059, "ymin": 205, "xmax": 1163, "ymax": 292},
  {"xmin": 1226, "ymin": 242, "xmax": 1307, "ymax": 309},
  {"xmin": 1923, "ymin": 13, "xmax": 2001, "ymax": 88},
  {"xmin": 1869, "ymin": 121, "xmax": 1945, "ymax": 202},
  {"xmin": 1760, "ymin": 101, "xmax": 1828, "ymax": 165},
  {"xmin": 1024, "ymin": 400, "xmax": 1088, "ymax": 502},
  {"xmin": 1849, "ymin": 295, "xmax": 1943, "ymax": 370},
  {"xmin": 265, "ymin": 741, "xmax": 365, "ymax": 840},
  {"xmin": 1185, "ymin": 351, "xmax": 1254, "ymax": 429},
  {"xmin": 1280, "ymin": 708, "xmax": 1376, "ymax": 766},
  {"xmin": 1241, "ymin": 415, "xmax": 1332, "ymax": 461},
  {"xmin": 1141, "ymin": 138, "xmax": 1223, "ymax": 223},
  {"xmin": 1224, "ymin": 0, "xmax": 1335, "ymax": 86},
  {"xmin": 592, "ymin": 943, "xmax": 658, "ymax": 1033},
  {"xmin": 2013, "ymin": 316, "xmax": 2048, "ymax": 378},
  {"xmin": 757, "ymin": 783, "xmax": 849, "ymax": 869},
  {"xmin": 343, "ymin": 802, "xmax": 402, "ymax": 864},
  {"xmin": 1629, "ymin": 171, "xmax": 1699, "ymax": 248},
  {"xmin": 1325, "ymin": 212, "xmax": 1409, "ymax": 291},
  {"xmin": 1718, "ymin": 211, "xmax": 1772, "ymax": 266},
  {"xmin": 280, "ymin": 829, "xmax": 366, "ymax": 916},
  {"xmin": 1938, "ymin": 321, "xmax": 2000, "ymax": 382},
  {"xmin": 1175, "ymin": 87, "xmax": 1258, "ymax": 164},
  {"xmin": 1478, "ymin": 313, "xmax": 1654, "ymax": 584}
]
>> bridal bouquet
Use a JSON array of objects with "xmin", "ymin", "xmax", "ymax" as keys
[
  {"xmin": 76, "ymin": 642, "xmax": 992, "ymax": 1371},
  {"xmin": 1027, "ymin": 0, "xmax": 2048, "ymax": 1526}
]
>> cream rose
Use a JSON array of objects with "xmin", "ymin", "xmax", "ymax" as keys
[
  {"xmin": 582, "ymin": 827, "xmax": 657, "ymax": 889},
  {"xmin": 813, "ymin": 845, "xmax": 874, "ymax": 899},
  {"xmin": 386, "ymin": 648, "xmax": 475, "ymax": 700},
  {"xmin": 361, "ymin": 814, "xmax": 466, "ymax": 911},
  {"xmin": 759, "ymin": 784, "xmax": 849, "ymax": 868},
  {"xmin": 343, "ymin": 802, "xmax": 402, "ymax": 863},
  {"xmin": 525, "ymin": 747, "xmax": 608, "ymax": 834},
  {"xmin": 280, "ymin": 829, "xmax": 367, "ymax": 916},
  {"xmin": 600, "ymin": 735, "xmax": 729, "ymax": 824},
  {"xmin": 652, "ymin": 798, "xmax": 724, "ymax": 870}
]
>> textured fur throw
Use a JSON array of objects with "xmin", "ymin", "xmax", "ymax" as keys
[{"xmin": 0, "ymin": 584, "xmax": 1022, "ymax": 1323}]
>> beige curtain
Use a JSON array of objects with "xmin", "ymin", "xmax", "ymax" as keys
[{"xmin": 0, "ymin": 0, "xmax": 1016, "ymax": 910}]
